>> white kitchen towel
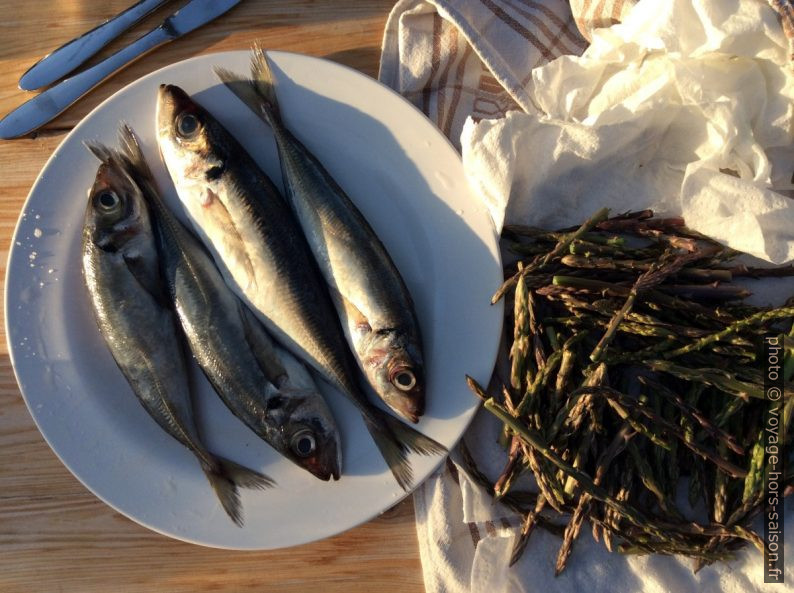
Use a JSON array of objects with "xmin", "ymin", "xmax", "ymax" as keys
[{"xmin": 379, "ymin": 1, "xmax": 794, "ymax": 592}]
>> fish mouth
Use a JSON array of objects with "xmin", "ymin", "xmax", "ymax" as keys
[
  {"xmin": 301, "ymin": 457, "xmax": 341, "ymax": 481},
  {"xmin": 390, "ymin": 398, "xmax": 424, "ymax": 424},
  {"xmin": 297, "ymin": 435, "xmax": 342, "ymax": 481}
]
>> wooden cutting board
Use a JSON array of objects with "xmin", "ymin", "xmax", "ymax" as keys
[{"xmin": 0, "ymin": 2, "xmax": 426, "ymax": 591}]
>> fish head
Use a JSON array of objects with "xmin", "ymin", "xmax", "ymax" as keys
[
  {"xmin": 84, "ymin": 146, "xmax": 151, "ymax": 252},
  {"xmin": 156, "ymin": 84, "xmax": 229, "ymax": 192},
  {"xmin": 363, "ymin": 330, "xmax": 425, "ymax": 423},
  {"xmin": 265, "ymin": 386, "xmax": 342, "ymax": 481}
]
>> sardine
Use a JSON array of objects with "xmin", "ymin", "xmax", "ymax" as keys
[
  {"xmin": 156, "ymin": 85, "xmax": 446, "ymax": 490},
  {"xmin": 81, "ymin": 144, "xmax": 272, "ymax": 526},
  {"xmin": 216, "ymin": 50, "xmax": 426, "ymax": 424},
  {"xmin": 116, "ymin": 125, "xmax": 342, "ymax": 481}
]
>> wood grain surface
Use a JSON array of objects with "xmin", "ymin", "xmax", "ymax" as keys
[{"xmin": 0, "ymin": 2, "xmax": 427, "ymax": 592}]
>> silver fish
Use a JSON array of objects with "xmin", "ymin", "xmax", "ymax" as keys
[
  {"xmin": 155, "ymin": 85, "xmax": 445, "ymax": 490},
  {"xmin": 81, "ymin": 144, "xmax": 273, "ymax": 526},
  {"xmin": 216, "ymin": 50, "xmax": 425, "ymax": 424},
  {"xmin": 116, "ymin": 125, "xmax": 342, "ymax": 481}
]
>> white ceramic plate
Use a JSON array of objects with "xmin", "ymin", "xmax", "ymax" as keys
[{"xmin": 4, "ymin": 51, "xmax": 503, "ymax": 549}]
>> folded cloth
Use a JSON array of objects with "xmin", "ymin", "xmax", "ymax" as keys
[{"xmin": 379, "ymin": 1, "xmax": 794, "ymax": 592}]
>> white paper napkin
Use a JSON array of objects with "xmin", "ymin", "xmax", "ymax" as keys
[{"xmin": 462, "ymin": 0, "xmax": 794, "ymax": 264}]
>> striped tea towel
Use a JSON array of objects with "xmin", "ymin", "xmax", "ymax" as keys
[
  {"xmin": 378, "ymin": 0, "xmax": 589, "ymax": 149},
  {"xmin": 379, "ymin": 1, "xmax": 794, "ymax": 592}
]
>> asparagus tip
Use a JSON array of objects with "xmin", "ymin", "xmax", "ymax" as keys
[{"xmin": 466, "ymin": 375, "xmax": 489, "ymax": 401}]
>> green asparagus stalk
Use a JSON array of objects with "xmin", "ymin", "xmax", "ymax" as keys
[
  {"xmin": 492, "ymin": 208, "xmax": 610, "ymax": 304},
  {"xmin": 469, "ymin": 209, "xmax": 793, "ymax": 575}
]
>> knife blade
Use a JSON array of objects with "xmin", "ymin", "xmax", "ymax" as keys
[
  {"xmin": 19, "ymin": 0, "xmax": 173, "ymax": 91},
  {"xmin": 0, "ymin": 0, "xmax": 241, "ymax": 140}
]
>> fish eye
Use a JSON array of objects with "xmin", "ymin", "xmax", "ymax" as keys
[
  {"xmin": 176, "ymin": 113, "xmax": 199, "ymax": 138},
  {"xmin": 392, "ymin": 369, "xmax": 417, "ymax": 391},
  {"xmin": 95, "ymin": 190, "xmax": 120, "ymax": 211},
  {"xmin": 291, "ymin": 430, "xmax": 316, "ymax": 458}
]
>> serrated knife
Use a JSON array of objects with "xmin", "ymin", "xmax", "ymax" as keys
[{"xmin": 0, "ymin": 0, "xmax": 241, "ymax": 140}]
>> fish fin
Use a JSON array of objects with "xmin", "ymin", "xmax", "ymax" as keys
[
  {"xmin": 217, "ymin": 456, "xmax": 275, "ymax": 490},
  {"xmin": 361, "ymin": 413, "xmax": 414, "ymax": 491},
  {"xmin": 84, "ymin": 141, "xmax": 132, "ymax": 182},
  {"xmin": 214, "ymin": 46, "xmax": 280, "ymax": 126},
  {"xmin": 330, "ymin": 287, "xmax": 372, "ymax": 333},
  {"xmin": 200, "ymin": 460, "xmax": 242, "ymax": 526},
  {"xmin": 122, "ymin": 252, "xmax": 170, "ymax": 309},
  {"xmin": 85, "ymin": 133, "xmax": 155, "ymax": 197},
  {"xmin": 201, "ymin": 456, "xmax": 275, "ymax": 527},
  {"xmin": 116, "ymin": 124, "xmax": 197, "ymax": 288},
  {"xmin": 272, "ymin": 344, "xmax": 320, "ymax": 394},
  {"xmin": 362, "ymin": 407, "xmax": 447, "ymax": 492},
  {"xmin": 83, "ymin": 140, "xmax": 117, "ymax": 165},
  {"xmin": 117, "ymin": 123, "xmax": 156, "ymax": 183},
  {"xmin": 248, "ymin": 45, "xmax": 281, "ymax": 122},
  {"xmin": 377, "ymin": 409, "xmax": 447, "ymax": 457},
  {"xmin": 214, "ymin": 66, "xmax": 272, "ymax": 125},
  {"xmin": 238, "ymin": 301, "xmax": 288, "ymax": 384},
  {"xmin": 116, "ymin": 123, "xmax": 171, "ymax": 219}
]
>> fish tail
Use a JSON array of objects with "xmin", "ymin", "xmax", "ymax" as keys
[
  {"xmin": 83, "ymin": 140, "xmax": 115, "ymax": 165},
  {"xmin": 361, "ymin": 413, "xmax": 413, "ymax": 491},
  {"xmin": 114, "ymin": 124, "xmax": 175, "ymax": 231},
  {"xmin": 84, "ymin": 139, "xmax": 141, "ymax": 192},
  {"xmin": 217, "ymin": 456, "xmax": 275, "ymax": 490},
  {"xmin": 201, "ymin": 457, "xmax": 275, "ymax": 527},
  {"xmin": 214, "ymin": 45, "xmax": 280, "ymax": 127},
  {"xmin": 379, "ymin": 412, "xmax": 448, "ymax": 457},
  {"xmin": 117, "ymin": 123, "xmax": 155, "ymax": 182},
  {"xmin": 248, "ymin": 45, "xmax": 281, "ymax": 123},
  {"xmin": 362, "ymin": 407, "xmax": 447, "ymax": 492},
  {"xmin": 201, "ymin": 460, "xmax": 243, "ymax": 526}
]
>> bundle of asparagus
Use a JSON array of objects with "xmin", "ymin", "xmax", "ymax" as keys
[{"xmin": 466, "ymin": 208, "xmax": 793, "ymax": 574}]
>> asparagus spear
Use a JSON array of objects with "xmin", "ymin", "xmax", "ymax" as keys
[{"xmin": 467, "ymin": 208, "xmax": 793, "ymax": 575}]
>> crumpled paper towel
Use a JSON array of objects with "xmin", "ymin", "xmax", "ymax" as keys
[{"xmin": 462, "ymin": 0, "xmax": 794, "ymax": 263}]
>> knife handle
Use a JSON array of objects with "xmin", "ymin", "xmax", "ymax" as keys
[
  {"xmin": 18, "ymin": 0, "xmax": 170, "ymax": 91},
  {"xmin": 0, "ymin": 27, "xmax": 171, "ymax": 140}
]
